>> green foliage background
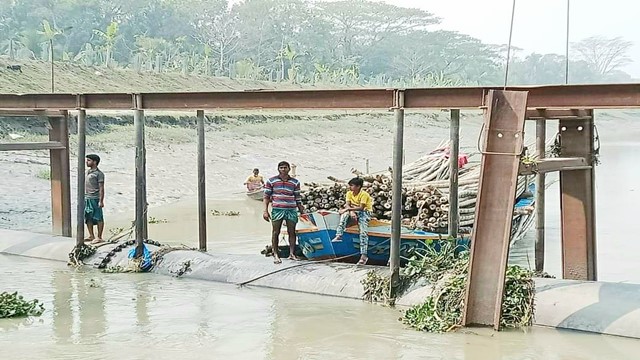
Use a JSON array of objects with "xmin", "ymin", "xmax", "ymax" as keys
[{"xmin": 0, "ymin": 0, "xmax": 634, "ymax": 87}]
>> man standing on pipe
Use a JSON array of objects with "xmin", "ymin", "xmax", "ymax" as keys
[
  {"xmin": 85, "ymin": 154, "xmax": 105, "ymax": 244},
  {"xmin": 263, "ymin": 161, "xmax": 305, "ymax": 264}
]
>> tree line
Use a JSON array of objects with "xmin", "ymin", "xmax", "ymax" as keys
[{"xmin": 0, "ymin": 0, "xmax": 635, "ymax": 86}]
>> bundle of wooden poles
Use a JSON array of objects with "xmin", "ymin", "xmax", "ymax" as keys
[{"xmin": 300, "ymin": 141, "xmax": 535, "ymax": 233}]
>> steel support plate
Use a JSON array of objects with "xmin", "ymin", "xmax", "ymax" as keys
[
  {"xmin": 48, "ymin": 116, "xmax": 72, "ymax": 237},
  {"xmin": 559, "ymin": 115, "xmax": 597, "ymax": 280},
  {"xmin": 463, "ymin": 90, "xmax": 528, "ymax": 329}
]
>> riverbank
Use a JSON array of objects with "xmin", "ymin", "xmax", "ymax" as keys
[{"xmin": 0, "ymin": 110, "xmax": 464, "ymax": 233}]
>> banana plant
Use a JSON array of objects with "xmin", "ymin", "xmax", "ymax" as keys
[
  {"xmin": 93, "ymin": 21, "xmax": 120, "ymax": 68},
  {"xmin": 277, "ymin": 43, "xmax": 304, "ymax": 83},
  {"xmin": 73, "ymin": 43, "xmax": 98, "ymax": 66}
]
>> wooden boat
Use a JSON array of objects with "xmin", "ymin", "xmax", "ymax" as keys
[
  {"xmin": 246, "ymin": 188, "xmax": 264, "ymax": 201},
  {"xmin": 291, "ymin": 211, "xmax": 469, "ymax": 265},
  {"xmin": 284, "ymin": 183, "xmax": 536, "ymax": 265}
]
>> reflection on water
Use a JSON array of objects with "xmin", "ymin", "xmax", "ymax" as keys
[{"xmin": 1, "ymin": 254, "xmax": 639, "ymax": 360}]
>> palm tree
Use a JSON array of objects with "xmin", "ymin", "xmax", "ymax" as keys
[{"xmin": 38, "ymin": 20, "xmax": 68, "ymax": 93}]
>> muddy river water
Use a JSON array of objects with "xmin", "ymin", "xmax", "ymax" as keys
[
  {"xmin": 2, "ymin": 254, "xmax": 640, "ymax": 360},
  {"xmin": 2, "ymin": 113, "xmax": 640, "ymax": 358}
]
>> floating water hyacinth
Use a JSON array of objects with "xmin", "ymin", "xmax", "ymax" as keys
[
  {"xmin": 361, "ymin": 240, "xmax": 535, "ymax": 332},
  {"xmin": 0, "ymin": 292, "xmax": 45, "ymax": 319}
]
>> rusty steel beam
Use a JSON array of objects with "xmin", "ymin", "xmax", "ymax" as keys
[
  {"xmin": 83, "ymin": 93, "xmax": 134, "ymax": 109},
  {"xmin": 404, "ymin": 88, "xmax": 486, "ymax": 108},
  {"xmin": 0, "ymin": 141, "xmax": 66, "ymax": 151},
  {"xmin": 463, "ymin": 90, "xmax": 528, "ymax": 329},
  {"xmin": 526, "ymin": 109, "xmax": 593, "ymax": 120},
  {"xmin": 0, "ymin": 109, "xmax": 67, "ymax": 117},
  {"xmin": 48, "ymin": 113, "xmax": 72, "ymax": 237},
  {"xmin": 559, "ymin": 114, "xmax": 597, "ymax": 280},
  {"xmin": 0, "ymin": 83, "xmax": 638, "ymax": 110},
  {"xmin": 0, "ymin": 90, "xmax": 396, "ymax": 110},
  {"xmin": 140, "ymin": 89, "xmax": 395, "ymax": 109},
  {"xmin": 405, "ymin": 84, "xmax": 640, "ymax": 109},
  {"xmin": 0, "ymin": 93, "xmax": 77, "ymax": 110},
  {"xmin": 518, "ymin": 157, "xmax": 591, "ymax": 175}
]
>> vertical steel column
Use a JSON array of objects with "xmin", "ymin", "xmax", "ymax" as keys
[
  {"xmin": 134, "ymin": 104, "xmax": 146, "ymax": 256},
  {"xmin": 389, "ymin": 90, "xmax": 405, "ymax": 289},
  {"xmin": 448, "ymin": 109, "xmax": 460, "ymax": 238},
  {"xmin": 49, "ymin": 111, "xmax": 72, "ymax": 237},
  {"xmin": 462, "ymin": 90, "xmax": 528, "ymax": 329},
  {"xmin": 559, "ymin": 111, "xmax": 597, "ymax": 280},
  {"xmin": 75, "ymin": 109, "xmax": 87, "ymax": 246},
  {"xmin": 535, "ymin": 119, "xmax": 546, "ymax": 272},
  {"xmin": 197, "ymin": 110, "xmax": 207, "ymax": 251}
]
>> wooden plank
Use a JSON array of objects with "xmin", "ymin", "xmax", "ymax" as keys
[
  {"xmin": 462, "ymin": 90, "xmax": 528, "ymax": 329},
  {"xmin": 48, "ymin": 114, "xmax": 72, "ymax": 237},
  {"xmin": 197, "ymin": 110, "xmax": 207, "ymax": 251},
  {"xmin": 559, "ymin": 115, "xmax": 597, "ymax": 280},
  {"xmin": 0, "ymin": 141, "xmax": 65, "ymax": 151}
]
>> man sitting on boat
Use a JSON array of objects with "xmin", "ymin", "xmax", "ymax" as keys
[
  {"xmin": 331, "ymin": 177, "xmax": 373, "ymax": 265},
  {"xmin": 244, "ymin": 168, "xmax": 264, "ymax": 191}
]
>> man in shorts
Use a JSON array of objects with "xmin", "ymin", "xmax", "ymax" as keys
[
  {"xmin": 263, "ymin": 161, "xmax": 305, "ymax": 264},
  {"xmin": 85, "ymin": 154, "xmax": 105, "ymax": 243}
]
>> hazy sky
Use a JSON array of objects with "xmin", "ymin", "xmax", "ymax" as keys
[{"xmin": 381, "ymin": 0, "xmax": 639, "ymax": 77}]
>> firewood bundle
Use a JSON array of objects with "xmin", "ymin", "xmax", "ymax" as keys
[{"xmin": 301, "ymin": 141, "xmax": 535, "ymax": 234}]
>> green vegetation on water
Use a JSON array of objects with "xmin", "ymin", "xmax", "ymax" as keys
[
  {"xmin": 211, "ymin": 209, "xmax": 240, "ymax": 217},
  {"xmin": 362, "ymin": 240, "xmax": 535, "ymax": 333},
  {"xmin": 148, "ymin": 217, "xmax": 168, "ymax": 224},
  {"xmin": 0, "ymin": 292, "xmax": 45, "ymax": 319}
]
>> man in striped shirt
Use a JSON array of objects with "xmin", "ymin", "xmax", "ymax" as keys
[{"xmin": 263, "ymin": 161, "xmax": 305, "ymax": 264}]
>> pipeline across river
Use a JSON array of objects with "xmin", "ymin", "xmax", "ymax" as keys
[{"xmin": 1, "ymin": 228, "xmax": 639, "ymax": 340}]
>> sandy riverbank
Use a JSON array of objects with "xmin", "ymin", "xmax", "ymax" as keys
[{"xmin": 0, "ymin": 110, "xmax": 473, "ymax": 233}]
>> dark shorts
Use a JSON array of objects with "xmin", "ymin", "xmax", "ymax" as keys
[{"xmin": 85, "ymin": 198, "xmax": 104, "ymax": 224}]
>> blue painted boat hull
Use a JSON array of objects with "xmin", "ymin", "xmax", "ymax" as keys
[
  {"xmin": 287, "ymin": 183, "xmax": 535, "ymax": 265},
  {"xmin": 294, "ymin": 211, "xmax": 470, "ymax": 265}
]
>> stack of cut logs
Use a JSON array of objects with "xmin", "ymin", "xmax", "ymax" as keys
[{"xmin": 301, "ymin": 141, "xmax": 534, "ymax": 233}]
